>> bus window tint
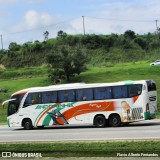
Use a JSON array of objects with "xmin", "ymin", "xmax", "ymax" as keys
[
  {"xmin": 67, "ymin": 90, "xmax": 75, "ymax": 102},
  {"xmin": 31, "ymin": 93, "xmax": 42, "ymax": 104},
  {"xmin": 128, "ymin": 84, "xmax": 142, "ymax": 97},
  {"xmin": 24, "ymin": 92, "xmax": 42, "ymax": 106},
  {"xmin": 76, "ymin": 89, "xmax": 83, "ymax": 101},
  {"xmin": 85, "ymin": 89, "xmax": 93, "ymax": 100},
  {"xmin": 24, "ymin": 93, "xmax": 32, "ymax": 107},
  {"xmin": 113, "ymin": 86, "xmax": 128, "ymax": 99},
  {"xmin": 58, "ymin": 91, "xmax": 65, "ymax": 102},
  {"xmin": 94, "ymin": 87, "xmax": 112, "ymax": 100},
  {"xmin": 8, "ymin": 102, "xmax": 17, "ymax": 116},
  {"xmin": 58, "ymin": 90, "xmax": 75, "ymax": 102},
  {"xmin": 76, "ymin": 88, "xmax": 93, "ymax": 101},
  {"xmin": 41, "ymin": 91, "xmax": 57, "ymax": 103}
]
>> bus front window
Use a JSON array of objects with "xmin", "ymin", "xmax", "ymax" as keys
[
  {"xmin": 8, "ymin": 94, "xmax": 25, "ymax": 116},
  {"xmin": 8, "ymin": 102, "xmax": 17, "ymax": 116}
]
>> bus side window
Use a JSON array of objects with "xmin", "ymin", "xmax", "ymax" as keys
[
  {"xmin": 128, "ymin": 84, "xmax": 142, "ymax": 97},
  {"xmin": 105, "ymin": 87, "xmax": 112, "ymax": 99},
  {"xmin": 58, "ymin": 90, "xmax": 75, "ymax": 102},
  {"xmin": 41, "ymin": 92, "xmax": 50, "ymax": 103},
  {"xmin": 76, "ymin": 89, "xmax": 83, "ymax": 101},
  {"xmin": 41, "ymin": 91, "xmax": 57, "ymax": 103},
  {"xmin": 67, "ymin": 90, "xmax": 75, "ymax": 102},
  {"xmin": 113, "ymin": 86, "xmax": 128, "ymax": 99},
  {"xmin": 24, "ymin": 93, "xmax": 32, "ymax": 107},
  {"xmin": 31, "ymin": 93, "xmax": 42, "ymax": 104},
  {"xmin": 24, "ymin": 92, "xmax": 42, "ymax": 107},
  {"xmin": 94, "ymin": 87, "xmax": 112, "ymax": 100},
  {"xmin": 85, "ymin": 88, "xmax": 93, "ymax": 101},
  {"xmin": 50, "ymin": 91, "xmax": 57, "ymax": 103},
  {"xmin": 58, "ymin": 91, "xmax": 65, "ymax": 102}
]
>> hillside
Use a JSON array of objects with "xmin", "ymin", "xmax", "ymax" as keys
[
  {"xmin": 0, "ymin": 31, "xmax": 160, "ymax": 68},
  {"xmin": 0, "ymin": 61, "xmax": 159, "ymax": 124}
]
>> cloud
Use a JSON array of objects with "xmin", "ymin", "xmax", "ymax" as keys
[
  {"xmin": 12, "ymin": 10, "xmax": 55, "ymax": 32},
  {"xmin": 25, "ymin": 10, "xmax": 54, "ymax": 28}
]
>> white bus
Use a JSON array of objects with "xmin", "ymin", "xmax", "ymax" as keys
[{"xmin": 2, "ymin": 80, "xmax": 157, "ymax": 130}]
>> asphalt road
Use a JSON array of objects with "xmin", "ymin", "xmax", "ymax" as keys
[{"xmin": 0, "ymin": 120, "xmax": 160, "ymax": 142}]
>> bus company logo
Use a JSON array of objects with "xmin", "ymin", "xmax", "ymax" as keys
[
  {"xmin": 2, "ymin": 152, "xmax": 11, "ymax": 158},
  {"xmin": 35, "ymin": 102, "xmax": 76, "ymax": 110}
]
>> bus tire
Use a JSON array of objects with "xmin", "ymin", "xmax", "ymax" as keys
[
  {"xmin": 23, "ymin": 119, "xmax": 33, "ymax": 130},
  {"xmin": 109, "ymin": 114, "xmax": 121, "ymax": 127},
  {"xmin": 94, "ymin": 115, "xmax": 106, "ymax": 128}
]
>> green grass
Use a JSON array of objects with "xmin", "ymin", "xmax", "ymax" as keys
[
  {"xmin": 0, "ymin": 141, "xmax": 160, "ymax": 157},
  {"xmin": 0, "ymin": 65, "xmax": 48, "ymax": 79},
  {"xmin": 0, "ymin": 61, "xmax": 160, "ymax": 124}
]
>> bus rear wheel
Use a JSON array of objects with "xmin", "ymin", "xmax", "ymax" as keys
[
  {"xmin": 23, "ymin": 119, "xmax": 33, "ymax": 130},
  {"xmin": 109, "ymin": 114, "xmax": 121, "ymax": 127},
  {"xmin": 94, "ymin": 115, "xmax": 106, "ymax": 127}
]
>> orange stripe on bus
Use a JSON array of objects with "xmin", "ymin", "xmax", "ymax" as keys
[
  {"xmin": 63, "ymin": 101, "xmax": 114, "ymax": 121},
  {"xmin": 133, "ymin": 96, "xmax": 139, "ymax": 103},
  {"xmin": 13, "ymin": 91, "xmax": 27, "ymax": 96}
]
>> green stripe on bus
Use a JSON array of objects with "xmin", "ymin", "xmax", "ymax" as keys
[
  {"xmin": 34, "ymin": 109, "xmax": 46, "ymax": 126},
  {"xmin": 42, "ymin": 114, "xmax": 52, "ymax": 126},
  {"xmin": 124, "ymin": 82, "xmax": 134, "ymax": 85},
  {"xmin": 7, "ymin": 119, "xmax": 10, "ymax": 127}
]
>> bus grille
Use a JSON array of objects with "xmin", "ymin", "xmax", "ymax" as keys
[{"xmin": 132, "ymin": 108, "xmax": 143, "ymax": 120}]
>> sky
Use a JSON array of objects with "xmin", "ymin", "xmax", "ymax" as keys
[{"xmin": 0, "ymin": 0, "xmax": 160, "ymax": 49}]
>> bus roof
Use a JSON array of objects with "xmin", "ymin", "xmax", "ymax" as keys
[{"xmin": 12, "ymin": 80, "xmax": 149, "ymax": 96}]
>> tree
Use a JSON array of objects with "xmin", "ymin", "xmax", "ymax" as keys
[
  {"xmin": 124, "ymin": 30, "xmax": 136, "ymax": 39},
  {"xmin": 32, "ymin": 40, "xmax": 42, "ymax": 51},
  {"xmin": 134, "ymin": 37, "xmax": 147, "ymax": 50},
  {"xmin": 8, "ymin": 42, "xmax": 21, "ymax": 51},
  {"xmin": 57, "ymin": 30, "xmax": 67, "ymax": 38},
  {"xmin": 47, "ymin": 45, "xmax": 87, "ymax": 82}
]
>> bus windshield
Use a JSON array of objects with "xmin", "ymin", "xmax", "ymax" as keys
[{"xmin": 8, "ymin": 94, "xmax": 25, "ymax": 116}]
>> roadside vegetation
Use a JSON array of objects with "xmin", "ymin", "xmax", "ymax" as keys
[
  {"xmin": 0, "ymin": 141, "xmax": 160, "ymax": 157},
  {"xmin": 0, "ymin": 30, "xmax": 160, "ymax": 79}
]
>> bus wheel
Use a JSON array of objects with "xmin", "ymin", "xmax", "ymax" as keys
[
  {"xmin": 23, "ymin": 119, "xmax": 33, "ymax": 130},
  {"xmin": 109, "ymin": 114, "xmax": 121, "ymax": 127},
  {"xmin": 94, "ymin": 115, "xmax": 106, "ymax": 127}
]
